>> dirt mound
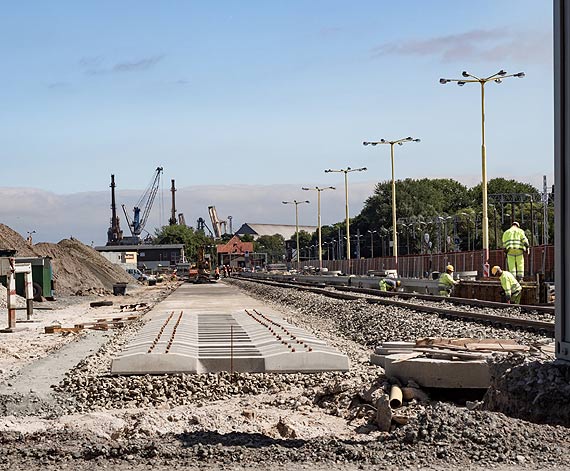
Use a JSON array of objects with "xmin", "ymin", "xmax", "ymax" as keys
[
  {"xmin": 34, "ymin": 240, "xmax": 134, "ymax": 296},
  {"xmin": 0, "ymin": 224, "xmax": 38, "ymax": 257},
  {"xmin": 0, "ymin": 225, "xmax": 134, "ymax": 296}
]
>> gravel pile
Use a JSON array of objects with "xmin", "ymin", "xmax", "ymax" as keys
[
  {"xmin": 229, "ymin": 278, "xmax": 550, "ymax": 347},
  {"xmin": 484, "ymin": 353, "xmax": 570, "ymax": 426}
]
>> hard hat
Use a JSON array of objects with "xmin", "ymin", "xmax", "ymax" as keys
[
  {"xmin": 446, "ymin": 264, "xmax": 454, "ymax": 272},
  {"xmin": 491, "ymin": 266, "xmax": 501, "ymax": 276},
  {"xmin": 396, "ymin": 280, "xmax": 401, "ymax": 287},
  {"xmin": 512, "ymin": 221, "xmax": 520, "ymax": 227}
]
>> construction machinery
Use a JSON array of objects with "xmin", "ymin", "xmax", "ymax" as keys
[
  {"xmin": 208, "ymin": 206, "xmax": 223, "ymax": 238},
  {"xmin": 187, "ymin": 246, "xmax": 216, "ymax": 283},
  {"xmin": 121, "ymin": 167, "xmax": 163, "ymax": 245},
  {"xmin": 197, "ymin": 217, "xmax": 214, "ymax": 237}
]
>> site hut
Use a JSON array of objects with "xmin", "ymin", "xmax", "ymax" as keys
[
  {"xmin": 216, "ymin": 235, "xmax": 254, "ymax": 268},
  {"xmin": 95, "ymin": 243, "xmax": 185, "ymax": 273}
]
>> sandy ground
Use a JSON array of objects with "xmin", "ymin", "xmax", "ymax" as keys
[
  {"xmin": 0, "ymin": 283, "xmax": 148, "ymax": 378},
  {"xmin": 0, "ymin": 281, "xmax": 375, "ymax": 442}
]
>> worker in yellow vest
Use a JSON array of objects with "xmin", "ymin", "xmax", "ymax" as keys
[
  {"xmin": 501, "ymin": 221, "xmax": 529, "ymax": 281},
  {"xmin": 438, "ymin": 265, "xmax": 459, "ymax": 297},
  {"xmin": 491, "ymin": 265, "xmax": 522, "ymax": 304},
  {"xmin": 379, "ymin": 278, "xmax": 401, "ymax": 292}
]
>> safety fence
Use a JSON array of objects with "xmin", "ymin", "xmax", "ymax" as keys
[{"xmin": 296, "ymin": 245, "xmax": 554, "ymax": 280}]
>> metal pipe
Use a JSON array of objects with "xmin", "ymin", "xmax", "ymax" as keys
[{"xmin": 389, "ymin": 384, "xmax": 403, "ymax": 408}]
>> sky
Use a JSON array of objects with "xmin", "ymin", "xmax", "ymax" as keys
[{"xmin": 0, "ymin": 1, "xmax": 554, "ymax": 245}]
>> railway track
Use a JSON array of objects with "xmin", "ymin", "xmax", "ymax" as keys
[{"xmin": 236, "ymin": 275, "xmax": 555, "ymax": 336}]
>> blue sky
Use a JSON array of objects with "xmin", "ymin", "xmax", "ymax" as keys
[{"xmin": 0, "ymin": 1, "xmax": 554, "ymax": 244}]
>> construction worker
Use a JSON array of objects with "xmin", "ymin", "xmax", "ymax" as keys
[
  {"xmin": 502, "ymin": 221, "xmax": 529, "ymax": 281},
  {"xmin": 379, "ymin": 278, "xmax": 401, "ymax": 292},
  {"xmin": 491, "ymin": 265, "xmax": 522, "ymax": 304},
  {"xmin": 438, "ymin": 264, "xmax": 459, "ymax": 297}
]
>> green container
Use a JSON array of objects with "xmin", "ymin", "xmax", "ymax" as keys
[{"xmin": 0, "ymin": 257, "xmax": 54, "ymax": 301}]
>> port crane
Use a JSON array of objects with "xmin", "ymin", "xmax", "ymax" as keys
[{"xmin": 121, "ymin": 167, "xmax": 163, "ymax": 244}]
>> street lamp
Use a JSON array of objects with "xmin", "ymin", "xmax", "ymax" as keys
[
  {"xmin": 26, "ymin": 230, "xmax": 36, "ymax": 246},
  {"xmin": 282, "ymin": 200, "xmax": 310, "ymax": 265},
  {"xmin": 440, "ymin": 69, "xmax": 525, "ymax": 275},
  {"xmin": 461, "ymin": 212, "xmax": 474, "ymax": 251},
  {"xmin": 302, "ymin": 186, "xmax": 335, "ymax": 270},
  {"xmin": 324, "ymin": 167, "xmax": 367, "ymax": 262},
  {"xmin": 363, "ymin": 137, "xmax": 420, "ymax": 274},
  {"xmin": 367, "ymin": 230, "xmax": 377, "ymax": 258}
]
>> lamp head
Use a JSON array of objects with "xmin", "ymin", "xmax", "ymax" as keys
[
  {"xmin": 457, "ymin": 81, "xmax": 466, "ymax": 86},
  {"xmin": 494, "ymin": 78, "xmax": 502, "ymax": 83},
  {"xmin": 363, "ymin": 141, "xmax": 370, "ymax": 146},
  {"xmin": 380, "ymin": 138, "xmax": 386, "ymax": 143},
  {"xmin": 515, "ymin": 72, "xmax": 525, "ymax": 78},
  {"xmin": 414, "ymin": 138, "xmax": 421, "ymax": 142},
  {"xmin": 497, "ymin": 69, "xmax": 507, "ymax": 76},
  {"xmin": 439, "ymin": 78, "xmax": 450, "ymax": 84},
  {"xmin": 462, "ymin": 71, "xmax": 469, "ymax": 77},
  {"xmin": 324, "ymin": 169, "xmax": 332, "ymax": 173}
]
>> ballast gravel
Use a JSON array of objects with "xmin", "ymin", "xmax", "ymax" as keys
[{"xmin": 1, "ymin": 279, "xmax": 568, "ymax": 470}]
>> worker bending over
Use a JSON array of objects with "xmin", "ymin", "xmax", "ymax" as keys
[
  {"xmin": 502, "ymin": 221, "xmax": 529, "ymax": 281},
  {"xmin": 491, "ymin": 265, "xmax": 522, "ymax": 304},
  {"xmin": 379, "ymin": 278, "xmax": 401, "ymax": 292},
  {"xmin": 438, "ymin": 265, "xmax": 459, "ymax": 297}
]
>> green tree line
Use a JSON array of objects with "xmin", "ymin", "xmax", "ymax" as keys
[{"xmin": 153, "ymin": 177, "xmax": 554, "ymax": 263}]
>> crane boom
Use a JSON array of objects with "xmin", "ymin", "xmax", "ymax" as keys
[
  {"xmin": 126, "ymin": 167, "xmax": 163, "ymax": 242},
  {"xmin": 208, "ymin": 206, "xmax": 222, "ymax": 238}
]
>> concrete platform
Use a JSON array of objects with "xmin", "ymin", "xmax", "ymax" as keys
[{"xmin": 111, "ymin": 282, "xmax": 349, "ymax": 375}]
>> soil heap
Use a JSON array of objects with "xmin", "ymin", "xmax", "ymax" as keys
[{"xmin": 0, "ymin": 224, "xmax": 133, "ymax": 296}]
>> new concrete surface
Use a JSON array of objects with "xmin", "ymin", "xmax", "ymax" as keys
[{"xmin": 111, "ymin": 282, "xmax": 349, "ymax": 375}]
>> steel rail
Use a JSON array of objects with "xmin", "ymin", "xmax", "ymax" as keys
[{"xmin": 235, "ymin": 276, "xmax": 554, "ymax": 335}]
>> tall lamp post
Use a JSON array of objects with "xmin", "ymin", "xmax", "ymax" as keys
[
  {"xmin": 282, "ymin": 200, "xmax": 310, "ymax": 265},
  {"xmin": 367, "ymin": 230, "xmax": 377, "ymax": 258},
  {"xmin": 440, "ymin": 69, "xmax": 525, "ymax": 276},
  {"xmin": 302, "ymin": 186, "xmax": 335, "ymax": 270},
  {"xmin": 324, "ymin": 167, "xmax": 367, "ymax": 262},
  {"xmin": 363, "ymin": 137, "xmax": 420, "ymax": 274}
]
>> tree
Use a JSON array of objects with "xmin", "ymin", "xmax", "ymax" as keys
[
  {"xmin": 154, "ymin": 225, "xmax": 213, "ymax": 262},
  {"xmin": 255, "ymin": 234, "xmax": 285, "ymax": 263}
]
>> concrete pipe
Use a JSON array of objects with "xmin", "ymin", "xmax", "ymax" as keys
[{"xmin": 389, "ymin": 384, "xmax": 403, "ymax": 409}]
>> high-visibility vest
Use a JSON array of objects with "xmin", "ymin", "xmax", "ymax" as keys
[
  {"xmin": 499, "ymin": 270, "xmax": 522, "ymax": 297},
  {"xmin": 502, "ymin": 226, "xmax": 529, "ymax": 253},
  {"xmin": 438, "ymin": 272, "xmax": 455, "ymax": 291}
]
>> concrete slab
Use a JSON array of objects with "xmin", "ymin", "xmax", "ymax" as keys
[
  {"xmin": 111, "ymin": 282, "xmax": 349, "ymax": 375},
  {"xmin": 383, "ymin": 353, "xmax": 490, "ymax": 389}
]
